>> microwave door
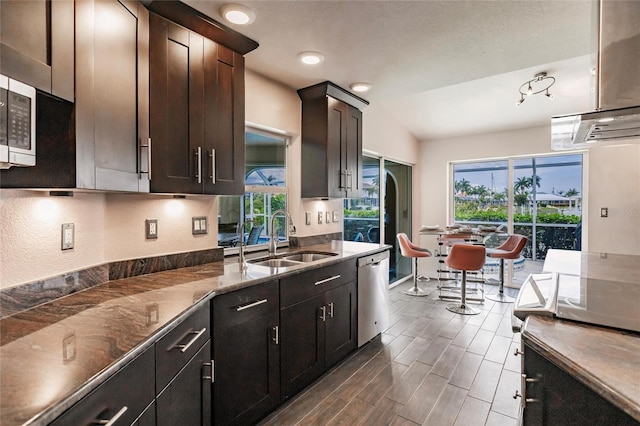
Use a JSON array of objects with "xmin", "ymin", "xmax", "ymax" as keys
[
  {"xmin": 0, "ymin": 75, "xmax": 8, "ymax": 164},
  {"xmin": 7, "ymin": 78, "xmax": 36, "ymax": 165}
]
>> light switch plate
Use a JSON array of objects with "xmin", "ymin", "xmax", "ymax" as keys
[
  {"xmin": 317, "ymin": 211, "xmax": 323, "ymax": 224},
  {"xmin": 192, "ymin": 216, "xmax": 208, "ymax": 235},
  {"xmin": 61, "ymin": 223, "xmax": 74, "ymax": 250},
  {"xmin": 332, "ymin": 210, "xmax": 340, "ymax": 222},
  {"xmin": 145, "ymin": 219, "xmax": 158, "ymax": 239},
  {"xmin": 326, "ymin": 211, "xmax": 331, "ymax": 223},
  {"xmin": 305, "ymin": 212, "xmax": 311, "ymax": 225}
]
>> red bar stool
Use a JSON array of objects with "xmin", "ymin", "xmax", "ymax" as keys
[
  {"xmin": 486, "ymin": 234, "xmax": 528, "ymax": 303},
  {"xmin": 397, "ymin": 233, "xmax": 432, "ymax": 297},
  {"xmin": 445, "ymin": 243, "xmax": 486, "ymax": 315}
]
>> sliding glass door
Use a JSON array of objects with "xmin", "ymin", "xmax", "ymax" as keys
[
  {"xmin": 452, "ymin": 153, "xmax": 583, "ymax": 285},
  {"xmin": 344, "ymin": 155, "xmax": 413, "ymax": 285}
]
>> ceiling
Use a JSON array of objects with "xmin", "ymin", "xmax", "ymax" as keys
[{"xmin": 184, "ymin": 0, "xmax": 598, "ymax": 141}]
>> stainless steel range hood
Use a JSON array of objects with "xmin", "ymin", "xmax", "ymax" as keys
[{"xmin": 551, "ymin": 0, "xmax": 640, "ymax": 150}]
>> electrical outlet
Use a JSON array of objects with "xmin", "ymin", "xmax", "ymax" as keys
[
  {"xmin": 317, "ymin": 211, "xmax": 323, "ymax": 224},
  {"xmin": 601, "ymin": 207, "xmax": 608, "ymax": 218},
  {"xmin": 332, "ymin": 210, "xmax": 340, "ymax": 222},
  {"xmin": 61, "ymin": 223, "xmax": 74, "ymax": 250},
  {"xmin": 326, "ymin": 211, "xmax": 331, "ymax": 223},
  {"xmin": 192, "ymin": 216, "xmax": 208, "ymax": 235},
  {"xmin": 305, "ymin": 212, "xmax": 311, "ymax": 225},
  {"xmin": 146, "ymin": 219, "xmax": 158, "ymax": 239}
]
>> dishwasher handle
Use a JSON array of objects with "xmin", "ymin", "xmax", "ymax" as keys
[{"xmin": 357, "ymin": 250, "xmax": 390, "ymax": 268}]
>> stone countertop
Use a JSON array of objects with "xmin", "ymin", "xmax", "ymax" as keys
[
  {"xmin": 522, "ymin": 315, "xmax": 640, "ymax": 422},
  {"xmin": 0, "ymin": 241, "xmax": 389, "ymax": 426}
]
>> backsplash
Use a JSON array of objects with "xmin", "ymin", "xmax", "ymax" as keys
[{"xmin": 0, "ymin": 248, "xmax": 223, "ymax": 318}]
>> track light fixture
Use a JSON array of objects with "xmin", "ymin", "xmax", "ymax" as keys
[{"xmin": 516, "ymin": 72, "xmax": 555, "ymax": 107}]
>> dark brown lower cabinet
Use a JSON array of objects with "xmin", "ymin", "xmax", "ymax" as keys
[
  {"xmin": 212, "ymin": 280, "xmax": 280, "ymax": 426},
  {"xmin": 280, "ymin": 280, "xmax": 357, "ymax": 399},
  {"xmin": 156, "ymin": 340, "xmax": 212, "ymax": 426},
  {"xmin": 522, "ymin": 340, "xmax": 637, "ymax": 425},
  {"xmin": 49, "ymin": 346, "xmax": 155, "ymax": 426}
]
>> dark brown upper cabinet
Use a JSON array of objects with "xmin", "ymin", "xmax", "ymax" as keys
[
  {"xmin": 0, "ymin": 0, "xmax": 150, "ymax": 191},
  {"xmin": 147, "ymin": 1, "xmax": 257, "ymax": 195},
  {"xmin": 0, "ymin": 0, "xmax": 74, "ymax": 102},
  {"xmin": 298, "ymin": 82, "xmax": 369, "ymax": 199}
]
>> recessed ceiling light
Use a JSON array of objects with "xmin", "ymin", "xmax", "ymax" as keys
[
  {"xmin": 298, "ymin": 51, "xmax": 324, "ymax": 65},
  {"xmin": 350, "ymin": 82, "xmax": 372, "ymax": 93},
  {"xmin": 220, "ymin": 3, "xmax": 255, "ymax": 25}
]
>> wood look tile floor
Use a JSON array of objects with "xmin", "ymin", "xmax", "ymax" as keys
[{"xmin": 260, "ymin": 280, "xmax": 521, "ymax": 426}]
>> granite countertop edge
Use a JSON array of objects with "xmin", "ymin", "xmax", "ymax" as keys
[
  {"xmin": 11, "ymin": 241, "xmax": 391, "ymax": 426},
  {"xmin": 522, "ymin": 315, "xmax": 640, "ymax": 422}
]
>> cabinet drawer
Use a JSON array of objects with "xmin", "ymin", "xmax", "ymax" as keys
[
  {"xmin": 156, "ymin": 304, "xmax": 210, "ymax": 393},
  {"xmin": 213, "ymin": 280, "xmax": 278, "ymax": 326},
  {"xmin": 50, "ymin": 345, "xmax": 154, "ymax": 426},
  {"xmin": 281, "ymin": 260, "xmax": 356, "ymax": 308}
]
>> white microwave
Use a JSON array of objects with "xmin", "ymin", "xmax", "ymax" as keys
[{"xmin": 0, "ymin": 74, "xmax": 36, "ymax": 168}]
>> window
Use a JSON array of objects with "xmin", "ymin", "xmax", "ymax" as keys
[{"xmin": 218, "ymin": 128, "xmax": 289, "ymax": 249}]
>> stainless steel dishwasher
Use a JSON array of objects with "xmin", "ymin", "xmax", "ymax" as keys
[{"xmin": 357, "ymin": 250, "xmax": 390, "ymax": 347}]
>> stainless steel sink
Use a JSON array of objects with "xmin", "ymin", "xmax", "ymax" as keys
[
  {"xmin": 247, "ymin": 258, "xmax": 301, "ymax": 268},
  {"xmin": 281, "ymin": 252, "xmax": 337, "ymax": 262},
  {"xmin": 246, "ymin": 251, "xmax": 337, "ymax": 268}
]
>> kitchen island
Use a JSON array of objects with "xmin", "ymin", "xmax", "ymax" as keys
[{"xmin": 0, "ymin": 240, "xmax": 388, "ymax": 426}]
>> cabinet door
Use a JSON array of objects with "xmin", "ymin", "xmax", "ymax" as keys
[
  {"xmin": 280, "ymin": 294, "xmax": 326, "ymax": 399},
  {"xmin": 149, "ymin": 13, "xmax": 204, "ymax": 194},
  {"xmin": 213, "ymin": 281, "xmax": 280, "ymax": 425},
  {"xmin": 327, "ymin": 96, "xmax": 348, "ymax": 198},
  {"xmin": 157, "ymin": 340, "xmax": 213, "ymax": 426},
  {"xmin": 203, "ymin": 42, "xmax": 245, "ymax": 195},
  {"xmin": 0, "ymin": 0, "xmax": 74, "ymax": 101},
  {"xmin": 325, "ymin": 281, "xmax": 358, "ymax": 368},
  {"xmin": 75, "ymin": 0, "xmax": 149, "ymax": 191},
  {"xmin": 345, "ymin": 105, "xmax": 363, "ymax": 199}
]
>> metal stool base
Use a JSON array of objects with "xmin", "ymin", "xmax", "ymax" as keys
[
  {"xmin": 417, "ymin": 275, "xmax": 430, "ymax": 281},
  {"xmin": 446, "ymin": 304, "xmax": 480, "ymax": 315},
  {"xmin": 487, "ymin": 292, "xmax": 515, "ymax": 303},
  {"xmin": 403, "ymin": 286, "xmax": 430, "ymax": 297}
]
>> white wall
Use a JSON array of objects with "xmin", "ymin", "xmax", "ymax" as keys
[
  {"xmin": 586, "ymin": 143, "xmax": 640, "ymax": 255},
  {"xmin": 419, "ymin": 125, "xmax": 640, "ymax": 256}
]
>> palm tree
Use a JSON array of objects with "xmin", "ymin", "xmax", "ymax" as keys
[
  {"xmin": 527, "ymin": 175, "xmax": 541, "ymax": 189},
  {"xmin": 455, "ymin": 178, "xmax": 471, "ymax": 196},
  {"xmin": 565, "ymin": 188, "xmax": 579, "ymax": 197},
  {"xmin": 514, "ymin": 176, "xmax": 530, "ymax": 194},
  {"xmin": 474, "ymin": 185, "xmax": 489, "ymax": 203}
]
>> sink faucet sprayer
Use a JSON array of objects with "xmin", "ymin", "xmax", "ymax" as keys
[
  {"xmin": 237, "ymin": 219, "xmax": 253, "ymax": 273},
  {"xmin": 269, "ymin": 210, "xmax": 295, "ymax": 257}
]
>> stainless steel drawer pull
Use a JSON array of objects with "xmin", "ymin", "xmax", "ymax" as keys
[
  {"xmin": 93, "ymin": 406, "xmax": 128, "ymax": 425},
  {"xmin": 328, "ymin": 302, "xmax": 334, "ymax": 318},
  {"xmin": 236, "ymin": 298, "xmax": 268, "ymax": 311},
  {"xmin": 273, "ymin": 325, "xmax": 279, "ymax": 344},
  {"xmin": 320, "ymin": 305, "xmax": 326, "ymax": 322},
  {"xmin": 173, "ymin": 328, "xmax": 207, "ymax": 353},
  {"xmin": 315, "ymin": 275, "xmax": 341, "ymax": 286},
  {"xmin": 209, "ymin": 149, "xmax": 216, "ymax": 184},
  {"xmin": 514, "ymin": 348, "xmax": 524, "ymax": 356},
  {"xmin": 195, "ymin": 147, "xmax": 202, "ymax": 183}
]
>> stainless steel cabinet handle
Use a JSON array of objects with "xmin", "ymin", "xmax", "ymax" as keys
[
  {"xmin": 236, "ymin": 299, "xmax": 268, "ymax": 311},
  {"xmin": 203, "ymin": 360, "xmax": 214, "ymax": 383},
  {"xmin": 328, "ymin": 302, "xmax": 334, "ymax": 318},
  {"xmin": 514, "ymin": 348, "xmax": 524, "ymax": 356},
  {"xmin": 273, "ymin": 325, "xmax": 279, "ymax": 344},
  {"xmin": 172, "ymin": 328, "xmax": 206, "ymax": 353},
  {"xmin": 92, "ymin": 406, "xmax": 128, "ymax": 425},
  {"xmin": 347, "ymin": 170, "xmax": 353, "ymax": 190},
  {"xmin": 320, "ymin": 305, "xmax": 326, "ymax": 322},
  {"xmin": 340, "ymin": 170, "xmax": 347, "ymax": 189},
  {"xmin": 315, "ymin": 275, "xmax": 341, "ymax": 286},
  {"xmin": 195, "ymin": 147, "xmax": 202, "ymax": 183},
  {"xmin": 139, "ymin": 138, "xmax": 151, "ymax": 180},
  {"xmin": 209, "ymin": 149, "xmax": 216, "ymax": 184}
]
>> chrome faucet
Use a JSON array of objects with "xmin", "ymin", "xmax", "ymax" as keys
[
  {"xmin": 237, "ymin": 219, "xmax": 253, "ymax": 272},
  {"xmin": 269, "ymin": 210, "xmax": 295, "ymax": 257}
]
